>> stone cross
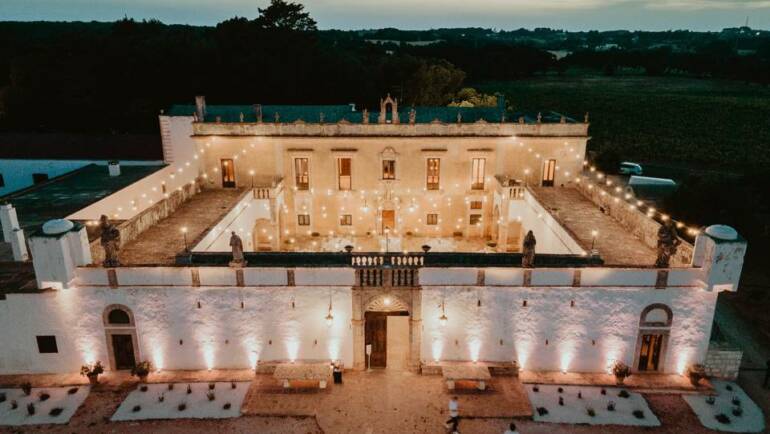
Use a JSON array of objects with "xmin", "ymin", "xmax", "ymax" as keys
[
  {"xmin": 99, "ymin": 214, "xmax": 121, "ymax": 267},
  {"xmin": 522, "ymin": 230, "xmax": 536, "ymax": 268}
]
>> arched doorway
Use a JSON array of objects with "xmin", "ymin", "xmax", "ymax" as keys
[
  {"xmin": 633, "ymin": 304, "xmax": 673, "ymax": 372},
  {"xmin": 364, "ymin": 294, "xmax": 409, "ymax": 370},
  {"xmin": 103, "ymin": 304, "xmax": 140, "ymax": 370}
]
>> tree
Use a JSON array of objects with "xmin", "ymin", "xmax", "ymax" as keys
[
  {"xmin": 404, "ymin": 60, "xmax": 465, "ymax": 106},
  {"xmin": 255, "ymin": 0, "xmax": 317, "ymax": 32}
]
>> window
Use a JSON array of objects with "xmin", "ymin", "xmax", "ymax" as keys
[
  {"xmin": 107, "ymin": 309, "xmax": 131, "ymax": 325},
  {"xmin": 427, "ymin": 213, "xmax": 438, "ymax": 225},
  {"xmin": 32, "ymin": 173, "xmax": 49, "ymax": 184},
  {"xmin": 297, "ymin": 214, "xmax": 310, "ymax": 226},
  {"xmin": 426, "ymin": 158, "xmax": 440, "ymax": 190},
  {"xmin": 337, "ymin": 158, "xmax": 352, "ymax": 190},
  {"xmin": 469, "ymin": 214, "xmax": 482, "ymax": 226},
  {"xmin": 0, "ymin": 174, "xmax": 4, "ymax": 187},
  {"xmin": 470, "ymin": 200, "xmax": 483, "ymax": 210},
  {"xmin": 36, "ymin": 335, "xmax": 58, "ymax": 354},
  {"xmin": 382, "ymin": 160, "xmax": 396, "ymax": 180},
  {"xmin": 471, "ymin": 158, "xmax": 486, "ymax": 190},
  {"xmin": 294, "ymin": 158, "xmax": 309, "ymax": 190},
  {"xmin": 339, "ymin": 214, "xmax": 352, "ymax": 226}
]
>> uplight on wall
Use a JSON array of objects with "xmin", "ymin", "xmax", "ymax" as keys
[
  {"xmin": 439, "ymin": 299, "xmax": 448, "ymax": 326},
  {"xmin": 325, "ymin": 292, "xmax": 334, "ymax": 326}
]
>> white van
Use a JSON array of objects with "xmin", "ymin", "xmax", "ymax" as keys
[{"xmin": 619, "ymin": 162, "xmax": 643, "ymax": 175}]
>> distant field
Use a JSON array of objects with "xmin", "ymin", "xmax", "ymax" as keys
[{"xmin": 478, "ymin": 76, "xmax": 770, "ymax": 170}]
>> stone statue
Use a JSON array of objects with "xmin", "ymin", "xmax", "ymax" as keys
[
  {"xmin": 584, "ymin": 112, "xmax": 590, "ymax": 123},
  {"xmin": 362, "ymin": 108, "xmax": 369, "ymax": 124},
  {"xmin": 274, "ymin": 112, "xmax": 280, "ymax": 123},
  {"xmin": 229, "ymin": 231, "xmax": 246, "ymax": 267},
  {"xmin": 408, "ymin": 107, "xmax": 416, "ymax": 125},
  {"xmin": 522, "ymin": 230, "xmax": 536, "ymax": 268},
  {"xmin": 319, "ymin": 112, "xmax": 325, "ymax": 124},
  {"xmin": 537, "ymin": 112, "xmax": 542, "ymax": 123},
  {"xmin": 456, "ymin": 112, "xmax": 462, "ymax": 124},
  {"xmin": 655, "ymin": 220, "xmax": 681, "ymax": 268},
  {"xmin": 239, "ymin": 112, "xmax": 244, "ymax": 122},
  {"xmin": 99, "ymin": 214, "xmax": 121, "ymax": 267}
]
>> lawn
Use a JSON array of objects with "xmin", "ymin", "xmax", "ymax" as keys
[{"xmin": 477, "ymin": 76, "xmax": 770, "ymax": 170}]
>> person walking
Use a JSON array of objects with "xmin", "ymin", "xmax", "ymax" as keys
[
  {"xmin": 445, "ymin": 396, "xmax": 459, "ymax": 431},
  {"xmin": 504, "ymin": 422, "xmax": 520, "ymax": 434}
]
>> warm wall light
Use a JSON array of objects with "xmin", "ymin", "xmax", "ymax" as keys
[
  {"xmin": 439, "ymin": 299, "xmax": 448, "ymax": 326},
  {"xmin": 325, "ymin": 292, "xmax": 334, "ymax": 326}
]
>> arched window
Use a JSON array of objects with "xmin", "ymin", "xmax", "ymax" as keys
[
  {"xmin": 639, "ymin": 303, "xmax": 673, "ymax": 328},
  {"xmin": 107, "ymin": 309, "xmax": 131, "ymax": 325}
]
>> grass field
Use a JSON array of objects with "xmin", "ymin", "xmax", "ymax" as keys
[{"xmin": 478, "ymin": 76, "xmax": 770, "ymax": 169}]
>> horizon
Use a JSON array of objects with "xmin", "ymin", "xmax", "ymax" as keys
[{"xmin": 1, "ymin": 0, "xmax": 769, "ymax": 31}]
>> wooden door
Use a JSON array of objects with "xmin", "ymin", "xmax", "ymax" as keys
[
  {"xmin": 221, "ymin": 159, "xmax": 236, "ymax": 188},
  {"xmin": 381, "ymin": 210, "xmax": 395, "ymax": 234},
  {"xmin": 112, "ymin": 334, "xmax": 136, "ymax": 370},
  {"xmin": 365, "ymin": 313, "xmax": 387, "ymax": 368},
  {"xmin": 542, "ymin": 159, "xmax": 556, "ymax": 187},
  {"xmin": 637, "ymin": 333, "xmax": 663, "ymax": 371}
]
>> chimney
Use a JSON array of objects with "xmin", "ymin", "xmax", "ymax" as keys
[
  {"xmin": 195, "ymin": 95, "xmax": 207, "ymax": 121},
  {"xmin": 108, "ymin": 161, "xmax": 121, "ymax": 177}
]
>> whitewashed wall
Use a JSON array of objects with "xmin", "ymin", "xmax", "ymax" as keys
[
  {"xmin": 420, "ymin": 285, "xmax": 717, "ymax": 374},
  {"xmin": 506, "ymin": 190, "xmax": 584, "ymax": 255},
  {"xmin": 0, "ymin": 159, "xmax": 161, "ymax": 197},
  {"xmin": 192, "ymin": 193, "xmax": 272, "ymax": 252},
  {"xmin": 0, "ymin": 285, "xmax": 353, "ymax": 374}
]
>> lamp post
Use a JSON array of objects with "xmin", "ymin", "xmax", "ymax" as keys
[{"xmin": 181, "ymin": 226, "xmax": 189, "ymax": 252}]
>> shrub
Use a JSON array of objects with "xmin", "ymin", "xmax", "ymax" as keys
[
  {"xmin": 586, "ymin": 407, "xmax": 596, "ymax": 417},
  {"xmin": 223, "ymin": 402, "xmax": 232, "ymax": 410},
  {"xmin": 536, "ymin": 406, "xmax": 548, "ymax": 416},
  {"xmin": 231, "ymin": 381, "xmax": 237, "ymax": 389},
  {"xmin": 208, "ymin": 382, "xmax": 216, "ymax": 390},
  {"xmin": 0, "ymin": 393, "xmax": 5, "ymax": 403},
  {"xmin": 632, "ymin": 410, "xmax": 645, "ymax": 419},
  {"xmin": 186, "ymin": 384, "xmax": 192, "ymax": 394},
  {"xmin": 612, "ymin": 361, "xmax": 631, "ymax": 385},
  {"xmin": 132, "ymin": 405, "xmax": 141, "ymax": 413},
  {"xmin": 577, "ymin": 391, "xmax": 583, "ymax": 399},
  {"xmin": 49, "ymin": 407, "xmax": 63, "ymax": 417},
  {"xmin": 67, "ymin": 387, "xmax": 79, "ymax": 395},
  {"xmin": 21, "ymin": 382, "xmax": 32, "ymax": 396},
  {"xmin": 27, "ymin": 403, "xmax": 35, "ymax": 416},
  {"xmin": 558, "ymin": 396, "xmax": 564, "ymax": 406},
  {"xmin": 80, "ymin": 361, "xmax": 104, "ymax": 381},
  {"xmin": 732, "ymin": 396, "xmax": 741, "ymax": 406},
  {"xmin": 732, "ymin": 406, "xmax": 743, "ymax": 417},
  {"xmin": 158, "ymin": 393, "xmax": 165, "ymax": 403},
  {"xmin": 706, "ymin": 396, "xmax": 716, "ymax": 405},
  {"xmin": 168, "ymin": 383, "xmax": 174, "ymax": 391},
  {"xmin": 39, "ymin": 392, "xmax": 50, "ymax": 401},
  {"xmin": 532, "ymin": 385, "xmax": 539, "ymax": 392},
  {"xmin": 178, "ymin": 402, "xmax": 187, "ymax": 412},
  {"xmin": 715, "ymin": 413, "xmax": 731, "ymax": 424},
  {"xmin": 207, "ymin": 391, "xmax": 216, "ymax": 401},
  {"xmin": 131, "ymin": 361, "xmax": 152, "ymax": 380},
  {"xmin": 725, "ymin": 384, "xmax": 734, "ymax": 391},
  {"xmin": 600, "ymin": 388, "xmax": 606, "ymax": 395},
  {"xmin": 618, "ymin": 390, "xmax": 630, "ymax": 398},
  {"xmin": 607, "ymin": 401, "xmax": 616, "ymax": 412},
  {"xmin": 11, "ymin": 400, "xmax": 18, "ymax": 410},
  {"xmin": 557, "ymin": 387, "xmax": 564, "ymax": 393},
  {"xmin": 140, "ymin": 385, "xmax": 148, "ymax": 392},
  {"xmin": 687, "ymin": 364, "xmax": 706, "ymax": 387}
]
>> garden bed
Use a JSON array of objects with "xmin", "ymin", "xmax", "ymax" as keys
[
  {"xmin": 526, "ymin": 384, "xmax": 660, "ymax": 426},
  {"xmin": 111, "ymin": 382, "xmax": 250, "ymax": 421},
  {"xmin": 0, "ymin": 385, "xmax": 90, "ymax": 426},
  {"xmin": 683, "ymin": 380, "xmax": 765, "ymax": 433}
]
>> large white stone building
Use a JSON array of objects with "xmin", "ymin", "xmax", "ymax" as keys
[{"xmin": 0, "ymin": 96, "xmax": 746, "ymax": 379}]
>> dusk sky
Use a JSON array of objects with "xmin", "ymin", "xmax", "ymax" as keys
[{"xmin": 1, "ymin": 0, "xmax": 769, "ymax": 30}]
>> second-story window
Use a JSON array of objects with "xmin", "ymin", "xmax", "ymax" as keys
[
  {"xmin": 471, "ymin": 158, "xmax": 485, "ymax": 190},
  {"xmin": 338, "ymin": 157, "xmax": 352, "ymax": 190},
  {"xmin": 294, "ymin": 158, "xmax": 309, "ymax": 190},
  {"xmin": 470, "ymin": 200, "xmax": 483, "ymax": 210},
  {"xmin": 426, "ymin": 158, "xmax": 440, "ymax": 190},
  {"xmin": 382, "ymin": 160, "xmax": 396, "ymax": 180},
  {"xmin": 298, "ymin": 214, "xmax": 310, "ymax": 226},
  {"xmin": 427, "ymin": 213, "xmax": 438, "ymax": 225},
  {"xmin": 339, "ymin": 214, "xmax": 352, "ymax": 226}
]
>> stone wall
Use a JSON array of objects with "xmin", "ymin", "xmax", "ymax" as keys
[
  {"xmin": 574, "ymin": 177, "xmax": 694, "ymax": 265},
  {"xmin": 704, "ymin": 344, "xmax": 743, "ymax": 380},
  {"xmin": 87, "ymin": 181, "xmax": 199, "ymax": 264}
]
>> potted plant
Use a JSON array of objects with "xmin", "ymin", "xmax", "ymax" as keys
[
  {"xmin": 421, "ymin": 245, "xmax": 431, "ymax": 253},
  {"xmin": 131, "ymin": 361, "xmax": 152, "ymax": 382},
  {"xmin": 80, "ymin": 361, "xmax": 104, "ymax": 385},
  {"xmin": 611, "ymin": 360, "xmax": 631, "ymax": 385},
  {"xmin": 344, "ymin": 245, "xmax": 354, "ymax": 253},
  {"xmin": 687, "ymin": 364, "xmax": 707, "ymax": 387}
]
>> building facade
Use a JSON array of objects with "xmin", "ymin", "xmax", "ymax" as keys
[{"xmin": 0, "ymin": 96, "xmax": 746, "ymax": 379}]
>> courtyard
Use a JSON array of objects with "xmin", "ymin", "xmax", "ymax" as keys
[{"xmin": 0, "ymin": 367, "xmax": 766, "ymax": 433}]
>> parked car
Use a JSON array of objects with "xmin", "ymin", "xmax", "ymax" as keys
[{"xmin": 619, "ymin": 162, "xmax": 643, "ymax": 175}]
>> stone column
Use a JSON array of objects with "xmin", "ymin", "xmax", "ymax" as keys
[
  {"xmin": 351, "ymin": 289, "xmax": 366, "ymax": 370},
  {"xmin": 0, "ymin": 204, "xmax": 29, "ymax": 262},
  {"xmin": 409, "ymin": 288, "xmax": 422, "ymax": 371}
]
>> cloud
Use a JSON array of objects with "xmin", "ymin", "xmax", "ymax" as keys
[{"xmin": 643, "ymin": 0, "xmax": 770, "ymax": 10}]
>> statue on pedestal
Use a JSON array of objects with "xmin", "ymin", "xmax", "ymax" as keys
[
  {"xmin": 99, "ymin": 214, "xmax": 121, "ymax": 267},
  {"xmin": 229, "ymin": 231, "xmax": 246, "ymax": 267},
  {"xmin": 655, "ymin": 220, "xmax": 681, "ymax": 268},
  {"xmin": 408, "ymin": 108, "xmax": 416, "ymax": 125},
  {"xmin": 522, "ymin": 230, "xmax": 536, "ymax": 268}
]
